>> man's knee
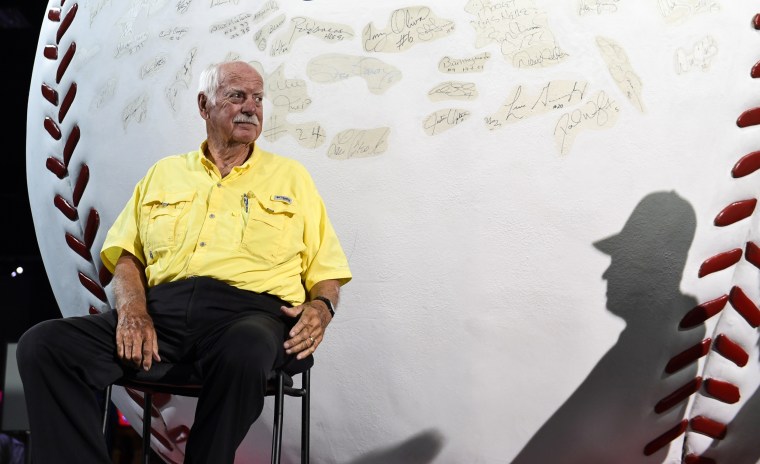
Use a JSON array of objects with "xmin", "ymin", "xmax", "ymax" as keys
[
  {"xmin": 17, "ymin": 320, "xmax": 62, "ymax": 367},
  {"xmin": 212, "ymin": 318, "xmax": 281, "ymax": 373}
]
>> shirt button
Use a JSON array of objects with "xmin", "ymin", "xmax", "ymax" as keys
[
  {"xmin": 200, "ymin": 242, "xmax": 206, "ymax": 247},
  {"xmin": 209, "ymin": 213, "xmax": 215, "ymax": 219},
  {"xmin": 217, "ymin": 182, "xmax": 222, "ymax": 187}
]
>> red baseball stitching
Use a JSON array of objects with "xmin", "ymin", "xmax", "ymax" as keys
[
  {"xmin": 714, "ymin": 334, "xmax": 749, "ymax": 367},
  {"xmin": 645, "ymin": 11, "xmax": 760, "ymax": 460},
  {"xmin": 41, "ymin": 1, "xmax": 112, "ymax": 312},
  {"xmin": 644, "ymin": 420, "xmax": 688, "ymax": 456},
  {"xmin": 38, "ymin": 2, "xmax": 182, "ymax": 454},
  {"xmin": 664, "ymin": 339, "xmax": 712, "ymax": 374}
]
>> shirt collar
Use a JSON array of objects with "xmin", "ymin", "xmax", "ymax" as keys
[{"xmin": 196, "ymin": 141, "xmax": 261, "ymax": 178}]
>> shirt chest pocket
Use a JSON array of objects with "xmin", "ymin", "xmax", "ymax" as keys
[
  {"xmin": 140, "ymin": 191, "xmax": 196, "ymax": 251},
  {"xmin": 240, "ymin": 193, "xmax": 301, "ymax": 263}
]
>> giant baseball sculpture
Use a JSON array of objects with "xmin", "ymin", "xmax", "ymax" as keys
[{"xmin": 26, "ymin": 1, "xmax": 760, "ymax": 462}]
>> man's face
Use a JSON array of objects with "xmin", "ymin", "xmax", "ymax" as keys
[{"xmin": 202, "ymin": 62, "xmax": 264, "ymax": 146}]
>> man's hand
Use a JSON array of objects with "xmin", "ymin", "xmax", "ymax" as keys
[
  {"xmin": 112, "ymin": 251, "xmax": 161, "ymax": 370},
  {"xmin": 281, "ymin": 300, "xmax": 332, "ymax": 359},
  {"xmin": 116, "ymin": 310, "xmax": 160, "ymax": 370},
  {"xmin": 282, "ymin": 280, "xmax": 340, "ymax": 359}
]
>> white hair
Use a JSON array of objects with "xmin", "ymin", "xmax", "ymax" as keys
[{"xmin": 197, "ymin": 62, "xmax": 224, "ymax": 106}]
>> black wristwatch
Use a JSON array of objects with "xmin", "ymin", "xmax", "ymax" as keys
[{"xmin": 312, "ymin": 296, "xmax": 335, "ymax": 318}]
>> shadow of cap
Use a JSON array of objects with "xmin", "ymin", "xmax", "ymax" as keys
[{"xmin": 593, "ymin": 190, "xmax": 695, "ymax": 256}]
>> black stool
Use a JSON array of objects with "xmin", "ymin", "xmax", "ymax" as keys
[{"xmin": 102, "ymin": 357, "xmax": 312, "ymax": 463}]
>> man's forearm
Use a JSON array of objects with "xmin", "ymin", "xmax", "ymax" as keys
[
  {"xmin": 112, "ymin": 250, "xmax": 160, "ymax": 369},
  {"xmin": 308, "ymin": 279, "xmax": 341, "ymax": 309},
  {"xmin": 112, "ymin": 251, "xmax": 148, "ymax": 315}
]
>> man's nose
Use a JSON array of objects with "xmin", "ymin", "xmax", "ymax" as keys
[{"xmin": 241, "ymin": 98, "xmax": 256, "ymax": 113}]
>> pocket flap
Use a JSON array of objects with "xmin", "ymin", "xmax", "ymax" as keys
[
  {"xmin": 252, "ymin": 192, "xmax": 296, "ymax": 215},
  {"xmin": 142, "ymin": 190, "xmax": 196, "ymax": 206}
]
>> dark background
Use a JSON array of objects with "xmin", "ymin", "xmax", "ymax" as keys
[
  {"xmin": 1, "ymin": 0, "xmax": 60, "ymax": 383},
  {"xmin": 0, "ymin": 2, "xmax": 127, "ymax": 456}
]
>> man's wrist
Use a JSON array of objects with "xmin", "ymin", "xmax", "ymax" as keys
[{"xmin": 312, "ymin": 296, "xmax": 335, "ymax": 318}]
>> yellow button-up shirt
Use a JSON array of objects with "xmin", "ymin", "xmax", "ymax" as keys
[{"xmin": 100, "ymin": 142, "xmax": 352, "ymax": 305}]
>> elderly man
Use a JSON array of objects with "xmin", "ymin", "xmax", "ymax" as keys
[{"xmin": 17, "ymin": 60, "xmax": 351, "ymax": 463}]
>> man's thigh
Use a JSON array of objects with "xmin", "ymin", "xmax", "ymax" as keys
[
  {"xmin": 194, "ymin": 312, "xmax": 289, "ymax": 375},
  {"xmin": 19, "ymin": 310, "xmax": 124, "ymax": 388}
]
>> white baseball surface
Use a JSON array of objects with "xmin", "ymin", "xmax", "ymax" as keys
[{"xmin": 26, "ymin": 1, "xmax": 760, "ymax": 462}]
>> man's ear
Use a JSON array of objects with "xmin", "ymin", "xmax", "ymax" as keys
[{"xmin": 197, "ymin": 93, "xmax": 209, "ymax": 119}]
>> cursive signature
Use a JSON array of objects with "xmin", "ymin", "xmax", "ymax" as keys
[{"xmin": 554, "ymin": 91, "xmax": 619, "ymax": 155}]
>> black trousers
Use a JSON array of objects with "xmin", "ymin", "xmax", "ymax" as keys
[{"xmin": 17, "ymin": 277, "xmax": 295, "ymax": 464}]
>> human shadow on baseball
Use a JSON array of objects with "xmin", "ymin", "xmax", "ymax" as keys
[
  {"xmin": 346, "ymin": 428, "xmax": 445, "ymax": 464},
  {"xmin": 511, "ymin": 191, "xmax": 704, "ymax": 463}
]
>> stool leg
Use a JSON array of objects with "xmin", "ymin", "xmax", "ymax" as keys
[
  {"xmin": 143, "ymin": 392, "xmax": 152, "ymax": 464},
  {"xmin": 301, "ymin": 369, "xmax": 310, "ymax": 464},
  {"xmin": 24, "ymin": 431, "xmax": 31, "ymax": 464},
  {"xmin": 271, "ymin": 372, "xmax": 285, "ymax": 464},
  {"xmin": 102, "ymin": 385, "xmax": 113, "ymax": 435}
]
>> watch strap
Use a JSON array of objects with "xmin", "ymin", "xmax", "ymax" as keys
[{"xmin": 312, "ymin": 296, "xmax": 335, "ymax": 317}]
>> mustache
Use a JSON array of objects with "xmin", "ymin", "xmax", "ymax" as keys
[{"xmin": 233, "ymin": 115, "xmax": 260, "ymax": 125}]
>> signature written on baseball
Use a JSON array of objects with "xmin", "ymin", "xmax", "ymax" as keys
[
  {"xmin": 658, "ymin": 0, "xmax": 719, "ymax": 23},
  {"xmin": 553, "ymin": 90, "xmax": 620, "ymax": 155},
  {"xmin": 675, "ymin": 35, "xmax": 718, "ymax": 74},
  {"xmin": 307, "ymin": 54, "xmax": 401, "ymax": 95},
  {"xmin": 578, "ymin": 0, "xmax": 620, "ymax": 15},
  {"xmin": 438, "ymin": 52, "xmax": 491, "ymax": 74},
  {"xmin": 485, "ymin": 80, "xmax": 588, "ymax": 130},
  {"xmin": 209, "ymin": 13, "xmax": 251, "ymax": 39},
  {"xmin": 597, "ymin": 36, "xmax": 644, "ymax": 113},
  {"xmin": 362, "ymin": 6, "xmax": 454, "ymax": 53},
  {"xmin": 428, "ymin": 81, "xmax": 478, "ymax": 102},
  {"xmin": 271, "ymin": 17, "xmax": 354, "ymax": 56},
  {"xmin": 263, "ymin": 115, "xmax": 326, "ymax": 149},
  {"xmin": 257, "ymin": 63, "xmax": 328, "ymax": 149},
  {"xmin": 423, "ymin": 109, "xmax": 471, "ymax": 136},
  {"xmin": 251, "ymin": 0, "xmax": 279, "ymax": 24},
  {"xmin": 327, "ymin": 128, "xmax": 390, "ymax": 160},
  {"xmin": 254, "ymin": 13, "xmax": 286, "ymax": 51},
  {"xmin": 466, "ymin": 0, "xmax": 567, "ymax": 68}
]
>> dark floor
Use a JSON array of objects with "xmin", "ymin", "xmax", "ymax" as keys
[{"xmin": 0, "ymin": 408, "xmax": 159, "ymax": 464}]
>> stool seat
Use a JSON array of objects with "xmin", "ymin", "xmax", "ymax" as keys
[
  {"xmin": 103, "ymin": 356, "xmax": 313, "ymax": 463},
  {"xmin": 113, "ymin": 356, "xmax": 308, "ymax": 395}
]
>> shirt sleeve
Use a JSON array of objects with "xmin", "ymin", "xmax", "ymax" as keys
[
  {"xmin": 300, "ymin": 172, "xmax": 352, "ymax": 292},
  {"xmin": 100, "ymin": 179, "xmax": 146, "ymax": 273}
]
